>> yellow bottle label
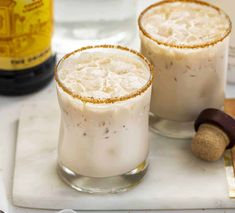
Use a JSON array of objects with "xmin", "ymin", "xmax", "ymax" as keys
[{"xmin": 0, "ymin": 0, "xmax": 53, "ymax": 70}]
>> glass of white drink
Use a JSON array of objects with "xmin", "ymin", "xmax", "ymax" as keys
[
  {"xmin": 55, "ymin": 45, "xmax": 153, "ymax": 193},
  {"xmin": 138, "ymin": 0, "xmax": 231, "ymax": 139}
]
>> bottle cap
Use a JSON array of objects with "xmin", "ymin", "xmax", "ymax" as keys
[{"xmin": 194, "ymin": 108, "xmax": 235, "ymax": 149}]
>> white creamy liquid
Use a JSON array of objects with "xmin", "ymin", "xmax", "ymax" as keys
[
  {"xmin": 140, "ymin": 1, "xmax": 230, "ymax": 122},
  {"xmin": 141, "ymin": 2, "xmax": 230, "ymax": 46},
  {"xmin": 204, "ymin": 0, "xmax": 235, "ymax": 82},
  {"xmin": 57, "ymin": 52, "xmax": 150, "ymax": 98},
  {"xmin": 57, "ymin": 50, "xmax": 152, "ymax": 177}
]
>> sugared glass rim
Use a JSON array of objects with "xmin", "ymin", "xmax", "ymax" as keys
[
  {"xmin": 55, "ymin": 45, "xmax": 154, "ymax": 104},
  {"xmin": 138, "ymin": 0, "xmax": 232, "ymax": 49}
]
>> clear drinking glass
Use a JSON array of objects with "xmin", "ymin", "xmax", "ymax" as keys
[
  {"xmin": 55, "ymin": 45, "xmax": 153, "ymax": 193},
  {"xmin": 138, "ymin": 0, "xmax": 231, "ymax": 139},
  {"xmin": 54, "ymin": 0, "xmax": 137, "ymax": 54}
]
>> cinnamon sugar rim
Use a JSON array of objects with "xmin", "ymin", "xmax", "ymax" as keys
[
  {"xmin": 55, "ymin": 45, "xmax": 154, "ymax": 104},
  {"xmin": 138, "ymin": 0, "xmax": 232, "ymax": 49}
]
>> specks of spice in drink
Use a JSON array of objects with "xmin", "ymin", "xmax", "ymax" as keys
[
  {"xmin": 186, "ymin": 65, "xmax": 191, "ymax": 70},
  {"xmin": 105, "ymin": 128, "xmax": 109, "ymax": 134}
]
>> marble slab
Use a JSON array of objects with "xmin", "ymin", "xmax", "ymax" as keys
[{"xmin": 13, "ymin": 102, "xmax": 235, "ymax": 210}]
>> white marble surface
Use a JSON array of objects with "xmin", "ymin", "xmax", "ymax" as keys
[
  {"xmin": 0, "ymin": 174, "xmax": 9, "ymax": 213},
  {"xmin": 12, "ymin": 101, "xmax": 235, "ymax": 210},
  {"xmin": 0, "ymin": 82, "xmax": 235, "ymax": 213}
]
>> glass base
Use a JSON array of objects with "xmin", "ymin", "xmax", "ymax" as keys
[
  {"xmin": 57, "ymin": 161, "xmax": 148, "ymax": 194},
  {"xmin": 149, "ymin": 114, "xmax": 195, "ymax": 139}
]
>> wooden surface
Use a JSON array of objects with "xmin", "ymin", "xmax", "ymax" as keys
[
  {"xmin": 224, "ymin": 99, "xmax": 235, "ymax": 175},
  {"xmin": 225, "ymin": 99, "xmax": 235, "ymax": 118}
]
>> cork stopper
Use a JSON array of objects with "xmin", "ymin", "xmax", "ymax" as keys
[
  {"xmin": 192, "ymin": 123, "xmax": 230, "ymax": 161},
  {"xmin": 192, "ymin": 108, "xmax": 235, "ymax": 161}
]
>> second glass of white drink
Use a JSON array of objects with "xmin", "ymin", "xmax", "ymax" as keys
[
  {"xmin": 138, "ymin": 0, "xmax": 232, "ymax": 138},
  {"xmin": 55, "ymin": 45, "xmax": 153, "ymax": 193}
]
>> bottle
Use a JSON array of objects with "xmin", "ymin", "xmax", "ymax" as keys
[
  {"xmin": 53, "ymin": 0, "xmax": 137, "ymax": 55},
  {"xmin": 205, "ymin": 0, "xmax": 235, "ymax": 83},
  {"xmin": 0, "ymin": 0, "xmax": 56, "ymax": 95}
]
